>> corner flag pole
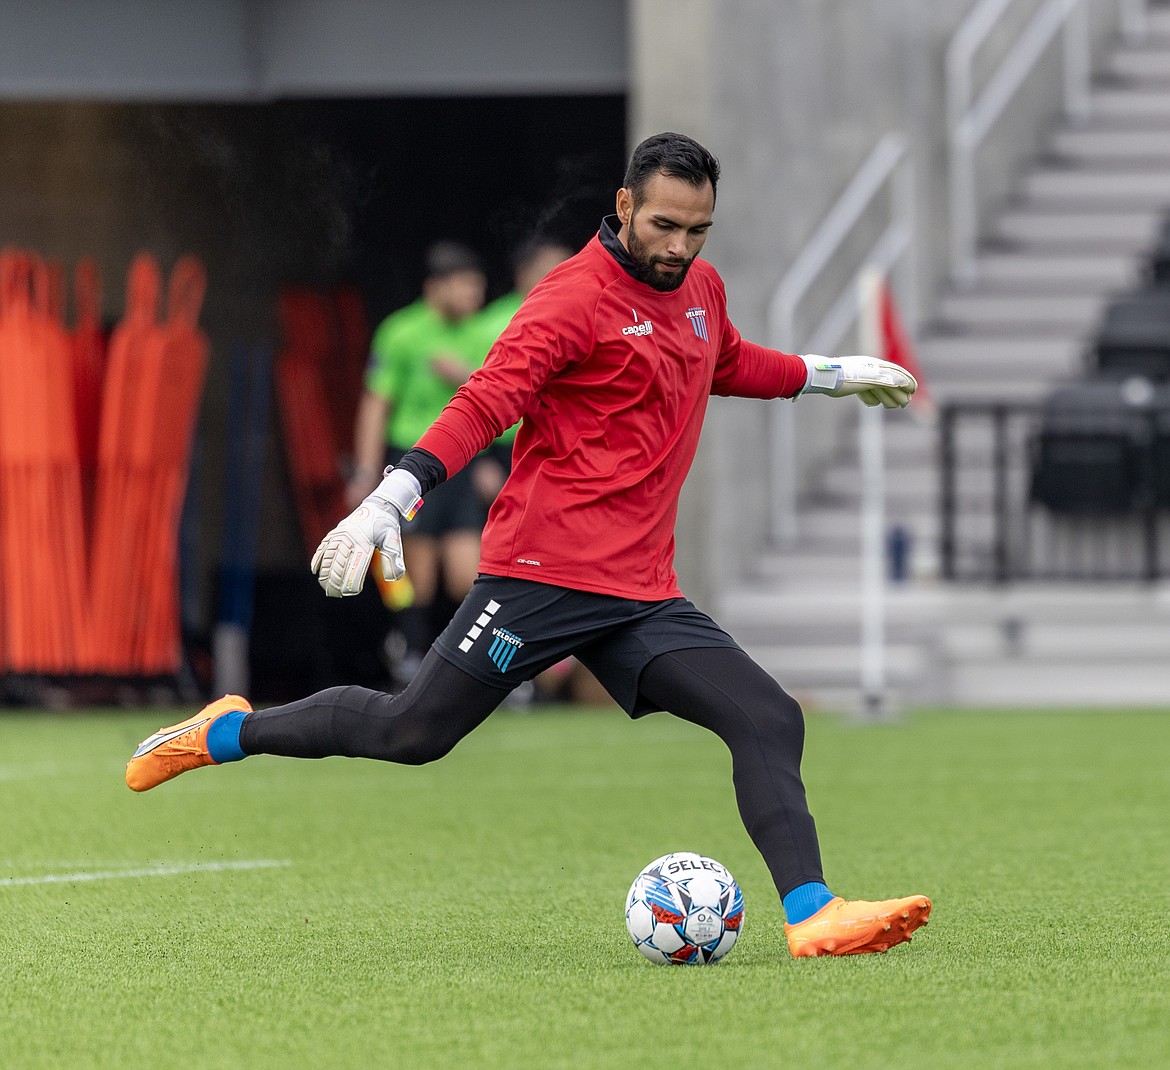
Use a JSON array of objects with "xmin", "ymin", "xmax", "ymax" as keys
[{"xmin": 857, "ymin": 266, "xmax": 886, "ymax": 717}]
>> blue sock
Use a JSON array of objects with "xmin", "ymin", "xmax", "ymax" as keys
[
  {"xmin": 783, "ymin": 882, "xmax": 836, "ymax": 924},
  {"xmin": 206, "ymin": 710, "xmax": 249, "ymax": 764}
]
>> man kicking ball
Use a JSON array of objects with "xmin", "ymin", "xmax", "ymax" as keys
[{"xmin": 128, "ymin": 131, "xmax": 930, "ymax": 959}]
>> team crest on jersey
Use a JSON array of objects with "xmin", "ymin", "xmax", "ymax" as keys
[
  {"xmin": 488, "ymin": 628, "xmax": 524, "ymax": 672},
  {"xmin": 686, "ymin": 306, "xmax": 709, "ymax": 342}
]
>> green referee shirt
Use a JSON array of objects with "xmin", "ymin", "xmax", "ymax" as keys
[
  {"xmin": 365, "ymin": 299, "xmax": 488, "ymax": 450},
  {"xmin": 467, "ymin": 292, "xmax": 525, "ymax": 446},
  {"xmin": 472, "ymin": 291, "xmax": 523, "ymax": 348}
]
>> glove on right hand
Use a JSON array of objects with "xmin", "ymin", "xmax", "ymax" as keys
[{"xmin": 310, "ymin": 468, "xmax": 423, "ymax": 597}]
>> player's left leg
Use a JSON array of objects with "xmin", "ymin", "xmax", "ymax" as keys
[
  {"xmin": 638, "ymin": 647, "xmax": 930, "ymax": 957},
  {"xmin": 126, "ymin": 650, "xmax": 509, "ymax": 791},
  {"xmin": 638, "ymin": 647, "xmax": 824, "ymax": 897}
]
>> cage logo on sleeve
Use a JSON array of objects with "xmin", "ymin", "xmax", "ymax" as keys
[{"xmin": 458, "ymin": 599, "xmax": 501, "ymax": 653}]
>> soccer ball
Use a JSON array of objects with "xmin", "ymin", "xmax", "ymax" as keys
[{"xmin": 624, "ymin": 852, "xmax": 745, "ymax": 965}]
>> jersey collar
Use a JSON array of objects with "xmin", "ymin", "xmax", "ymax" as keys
[{"xmin": 599, "ymin": 215, "xmax": 640, "ymax": 280}]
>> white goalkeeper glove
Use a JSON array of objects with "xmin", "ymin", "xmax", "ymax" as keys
[
  {"xmin": 797, "ymin": 354, "xmax": 918, "ymax": 409},
  {"xmin": 310, "ymin": 468, "xmax": 423, "ymax": 597}
]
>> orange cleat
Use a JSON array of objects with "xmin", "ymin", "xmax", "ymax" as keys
[
  {"xmin": 785, "ymin": 895, "xmax": 931, "ymax": 957},
  {"xmin": 125, "ymin": 695, "xmax": 252, "ymax": 792}
]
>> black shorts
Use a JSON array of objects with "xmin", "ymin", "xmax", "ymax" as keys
[
  {"xmin": 387, "ymin": 447, "xmax": 488, "ymax": 537},
  {"xmin": 432, "ymin": 575, "xmax": 742, "ymax": 716}
]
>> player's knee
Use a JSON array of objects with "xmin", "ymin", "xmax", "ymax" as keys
[
  {"xmin": 382, "ymin": 726, "xmax": 455, "ymax": 766},
  {"xmin": 367, "ymin": 695, "xmax": 458, "ymax": 765},
  {"xmin": 754, "ymin": 685, "xmax": 805, "ymax": 750}
]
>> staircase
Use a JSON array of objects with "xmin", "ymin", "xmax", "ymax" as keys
[{"xmin": 717, "ymin": 6, "xmax": 1170, "ymax": 711}]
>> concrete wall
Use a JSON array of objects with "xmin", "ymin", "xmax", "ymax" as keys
[
  {"xmin": 630, "ymin": 0, "xmax": 1127, "ymax": 607},
  {"xmin": 0, "ymin": 0, "xmax": 626, "ymax": 98},
  {"xmin": 0, "ymin": 0, "xmax": 1134, "ymax": 626}
]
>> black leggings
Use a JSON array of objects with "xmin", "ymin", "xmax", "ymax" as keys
[{"xmin": 239, "ymin": 646, "xmax": 823, "ymax": 897}]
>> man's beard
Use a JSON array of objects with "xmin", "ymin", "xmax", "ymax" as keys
[{"xmin": 626, "ymin": 223, "xmax": 694, "ymax": 292}]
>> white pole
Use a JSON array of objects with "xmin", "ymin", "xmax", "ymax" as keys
[{"xmin": 857, "ymin": 266, "xmax": 887, "ymax": 716}]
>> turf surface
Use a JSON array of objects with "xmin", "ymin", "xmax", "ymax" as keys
[{"xmin": 1, "ymin": 705, "xmax": 1167, "ymax": 1069}]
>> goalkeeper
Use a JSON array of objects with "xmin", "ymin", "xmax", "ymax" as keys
[{"xmin": 128, "ymin": 132, "xmax": 929, "ymax": 959}]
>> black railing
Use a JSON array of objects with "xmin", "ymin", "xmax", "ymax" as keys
[{"xmin": 939, "ymin": 397, "xmax": 1169, "ymax": 582}]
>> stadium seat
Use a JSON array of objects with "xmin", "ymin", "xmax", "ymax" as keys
[
  {"xmin": 1153, "ymin": 384, "xmax": 1170, "ymax": 509},
  {"xmin": 1152, "ymin": 216, "xmax": 1170, "ymax": 286},
  {"xmin": 1094, "ymin": 286, "xmax": 1170, "ymax": 380},
  {"xmin": 1029, "ymin": 378, "xmax": 1157, "ymax": 515}
]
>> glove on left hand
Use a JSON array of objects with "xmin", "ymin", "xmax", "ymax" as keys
[{"xmin": 798, "ymin": 355, "xmax": 918, "ymax": 409}]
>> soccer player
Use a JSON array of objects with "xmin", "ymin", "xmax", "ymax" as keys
[{"xmin": 128, "ymin": 132, "xmax": 930, "ymax": 959}]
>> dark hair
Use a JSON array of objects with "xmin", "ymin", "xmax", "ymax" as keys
[
  {"xmin": 623, "ymin": 132, "xmax": 720, "ymax": 206},
  {"xmin": 424, "ymin": 241, "xmax": 483, "ymax": 280}
]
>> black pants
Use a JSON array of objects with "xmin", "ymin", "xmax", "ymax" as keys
[{"xmin": 239, "ymin": 646, "xmax": 824, "ymax": 898}]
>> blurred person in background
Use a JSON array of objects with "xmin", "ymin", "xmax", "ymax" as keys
[
  {"xmin": 467, "ymin": 236, "xmax": 575, "ymax": 705},
  {"xmin": 129, "ymin": 132, "xmax": 929, "ymax": 960},
  {"xmin": 464, "ymin": 237, "xmax": 575, "ymax": 553},
  {"xmin": 347, "ymin": 241, "xmax": 489, "ymax": 683}
]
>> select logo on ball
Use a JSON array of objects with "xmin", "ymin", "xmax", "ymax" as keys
[{"xmin": 625, "ymin": 851, "xmax": 745, "ymax": 965}]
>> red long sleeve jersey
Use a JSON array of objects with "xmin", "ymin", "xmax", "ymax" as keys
[{"xmin": 417, "ymin": 233, "xmax": 808, "ymax": 600}]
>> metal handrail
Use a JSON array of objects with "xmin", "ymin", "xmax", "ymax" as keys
[
  {"xmin": 947, "ymin": 0, "xmax": 1094, "ymax": 285},
  {"xmin": 765, "ymin": 132, "xmax": 915, "ymax": 546}
]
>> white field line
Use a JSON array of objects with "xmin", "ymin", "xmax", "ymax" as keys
[
  {"xmin": 0, "ymin": 762, "xmax": 74, "ymax": 781},
  {"xmin": 0, "ymin": 859, "xmax": 290, "ymax": 888}
]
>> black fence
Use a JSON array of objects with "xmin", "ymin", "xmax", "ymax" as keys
[{"xmin": 939, "ymin": 385, "xmax": 1170, "ymax": 582}]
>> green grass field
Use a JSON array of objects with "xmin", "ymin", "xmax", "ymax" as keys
[{"xmin": 2, "ymin": 704, "xmax": 1168, "ymax": 1069}]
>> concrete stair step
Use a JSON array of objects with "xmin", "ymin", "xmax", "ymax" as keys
[
  {"xmin": 720, "ymin": 582, "xmax": 1170, "ymax": 630},
  {"xmin": 719, "ymin": 585, "xmax": 947, "ymax": 628},
  {"xmin": 1150, "ymin": 6, "xmax": 1170, "ymax": 38},
  {"xmin": 919, "ymin": 377, "xmax": 1060, "ymax": 403},
  {"xmin": 919, "ymin": 336, "xmax": 1088, "ymax": 379},
  {"xmin": 940, "ymin": 619, "xmax": 1170, "ymax": 659},
  {"xmin": 784, "ymin": 505, "xmax": 988, "ymax": 550},
  {"xmin": 730, "ymin": 615, "xmax": 938, "ymax": 647},
  {"xmin": 1049, "ymin": 126, "xmax": 1170, "ymax": 163},
  {"xmin": 839, "ymin": 417, "xmax": 938, "ymax": 459},
  {"xmin": 821, "ymin": 438, "xmax": 936, "ymax": 469},
  {"xmin": 972, "ymin": 252, "xmax": 1140, "ymax": 290},
  {"xmin": 1089, "ymin": 87, "xmax": 1170, "ymax": 121},
  {"xmin": 783, "ymin": 687, "xmax": 917, "ymax": 714},
  {"xmin": 992, "ymin": 208, "xmax": 1163, "ymax": 252},
  {"xmin": 934, "ymin": 292, "xmax": 1107, "ymax": 333},
  {"xmin": 750, "ymin": 549, "xmax": 895, "ymax": 584},
  {"xmin": 1106, "ymin": 48, "xmax": 1170, "ymax": 84},
  {"xmin": 819, "ymin": 463, "xmax": 945, "ymax": 505},
  {"xmin": 739, "ymin": 642, "xmax": 929, "ymax": 688},
  {"xmin": 1021, "ymin": 168, "xmax": 1170, "ymax": 209},
  {"xmin": 949, "ymin": 583, "xmax": 1170, "ymax": 623},
  {"xmin": 943, "ymin": 657, "xmax": 1170, "ymax": 706}
]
